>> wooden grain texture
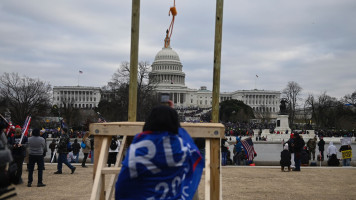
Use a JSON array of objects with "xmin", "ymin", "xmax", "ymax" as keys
[
  {"xmin": 90, "ymin": 136, "xmax": 109, "ymax": 200},
  {"xmin": 90, "ymin": 122, "xmax": 225, "ymax": 138}
]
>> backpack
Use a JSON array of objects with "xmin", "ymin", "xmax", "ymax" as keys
[
  {"xmin": 110, "ymin": 140, "xmax": 118, "ymax": 150},
  {"xmin": 81, "ymin": 141, "xmax": 86, "ymax": 149}
]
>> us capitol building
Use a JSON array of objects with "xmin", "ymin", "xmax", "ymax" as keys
[
  {"xmin": 53, "ymin": 45, "xmax": 281, "ymax": 117},
  {"xmin": 149, "ymin": 45, "xmax": 281, "ymax": 117}
]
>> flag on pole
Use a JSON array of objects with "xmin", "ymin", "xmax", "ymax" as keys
[
  {"xmin": 79, "ymin": 70, "xmax": 83, "ymax": 74},
  {"xmin": 241, "ymin": 137, "xmax": 255, "ymax": 161},
  {"xmin": 5, "ymin": 123, "xmax": 14, "ymax": 137},
  {"xmin": 19, "ymin": 116, "xmax": 31, "ymax": 144},
  {"xmin": 97, "ymin": 112, "xmax": 107, "ymax": 123},
  {"xmin": 21, "ymin": 116, "xmax": 31, "ymax": 136}
]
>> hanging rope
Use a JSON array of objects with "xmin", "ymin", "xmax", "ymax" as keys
[{"xmin": 164, "ymin": 0, "xmax": 177, "ymax": 48}]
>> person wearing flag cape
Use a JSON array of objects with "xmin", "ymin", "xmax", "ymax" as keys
[
  {"xmin": 115, "ymin": 106, "xmax": 204, "ymax": 200},
  {"xmin": 8, "ymin": 125, "xmax": 27, "ymax": 184}
]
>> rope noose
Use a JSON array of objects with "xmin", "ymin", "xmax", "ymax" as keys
[{"xmin": 165, "ymin": 0, "xmax": 177, "ymax": 48}]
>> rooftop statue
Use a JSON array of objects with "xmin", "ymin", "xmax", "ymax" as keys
[{"xmin": 279, "ymin": 98, "xmax": 288, "ymax": 115}]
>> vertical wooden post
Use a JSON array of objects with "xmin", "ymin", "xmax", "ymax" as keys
[
  {"xmin": 90, "ymin": 137, "xmax": 110, "ymax": 200},
  {"xmin": 211, "ymin": 0, "xmax": 224, "ymax": 200},
  {"xmin": 93, "ymin": 136, "xmax": 104, "ymax": 179},
  {"xmin": 128, "ymin": 0, "xmax": 141, "ymax": 122}
]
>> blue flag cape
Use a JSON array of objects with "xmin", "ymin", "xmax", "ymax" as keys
[{"xmin": 115, "ymin": 128, "xmax": 204, "ymax": 200}]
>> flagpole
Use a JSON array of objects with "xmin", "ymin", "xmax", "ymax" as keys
[{"xmin": 19, "ymin": 115, "xmax": 31, "ymax": 144}]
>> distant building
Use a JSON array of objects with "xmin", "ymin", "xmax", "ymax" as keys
[{"xmin": 53, "ymin": 86, "xmax": 101, "ymax": 109}]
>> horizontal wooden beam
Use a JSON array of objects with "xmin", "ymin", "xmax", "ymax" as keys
[
  {"xmin": 101, "ymin": 167, "xmax": 122, "ymax": 174},
  {"xmin": 89, "ymin": 122, "xmax": 225, "ymax": 138}
]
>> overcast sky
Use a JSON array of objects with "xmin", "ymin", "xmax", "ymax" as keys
[{"xmin": 1, "ymin": 0, "xmax": 355, "ymax": 100}]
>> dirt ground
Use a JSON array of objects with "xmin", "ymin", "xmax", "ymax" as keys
[{"xmin": 8, "ymin": 164, "xmax": 356, "ymax": 200}]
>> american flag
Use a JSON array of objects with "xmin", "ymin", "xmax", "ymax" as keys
[
  {"xmin": 241, "ymin": 137, "xmax": 255, "ymax": 161},
  {"xmin": 97, "ymin": 112, "xmax": 107, "ymax": 123},
  {"xmin": 19, "ymin": 116, "xmax": 31, "ymax": 143},
  {"xmin": 6, "ymin": 123, "xmax": 14, "ymax": 136}
]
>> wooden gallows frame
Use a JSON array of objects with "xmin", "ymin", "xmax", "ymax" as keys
[{"xmin": 90, "ymin": 0, "xmax": 224, "ymax": 199}]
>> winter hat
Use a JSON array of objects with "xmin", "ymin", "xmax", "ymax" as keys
[
  {"xmin": 284, "ymin": 143, "xmax": 289, "ymax": 150},
  {"xmin": 32, "ymin": 128, "xmax": 40, "ymax": 136},
  {"xmin": 15, "ymin": 125, "xmax": 21, "ymax": 134}
]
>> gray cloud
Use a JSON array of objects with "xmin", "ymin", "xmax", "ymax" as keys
[{"xmin": 0, "ymin": 0, "xmax": 355, "ymax": 100}]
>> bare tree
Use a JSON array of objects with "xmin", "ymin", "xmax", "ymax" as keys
[
  {"xmin": 343, "ymin": 90, "xmax": 356, "ymax": 107},
  {"xmin": 0, "ymin": 72, "xmax": 52, "ymax": 125},
  {"xmin": 110, "ymin": 61, "xmax": 152, "ymax": 88},
  {"xmin": 304, "ymin": 92, "xmax": 351, "ymax": 129},
  {"xmin": 282, "ymin": 81, "xmax": 302, "ymax": 126},
  {"xmin": 98, "ymin": 61, "xmax": 157, "ymax": 121}
]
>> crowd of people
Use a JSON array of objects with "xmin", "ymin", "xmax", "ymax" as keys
[
  {"xmin": 279, "ymin": 134, "xmax": 353, "ymax": 171},
  {"xmin": 223, "ymin": 130, "xmax": 353, "ymax": 170},
  {"xmin": 223, "ymin": 121, "xmax": 278, "ymax": 137},
  {"xmin": 315, "ymin": 129, "xmax": 355, "ymax": 138},
  {"xmin": 0, "ymin": 119, "xmax": 124, "ymax": 193},
  {"xmin": 0, "ymin": 102, "xmax": 205, "ymax": 199},
  {"xmin": 40, "ymin": 129, "xmax": 88, "ymax": 139}
]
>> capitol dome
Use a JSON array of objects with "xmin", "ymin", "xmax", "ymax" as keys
[
  {"xmin": 149, "ymin": 46, "xmax": 186, "ymax": 87},
  {"xmin": 154, "ymin": 47, "xmax": 180, "ymax": 62}
]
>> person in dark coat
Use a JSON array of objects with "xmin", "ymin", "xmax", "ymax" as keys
[
  {"xmin": 286, "ymin": 134, "xmax": 295, "ymax": 167},
  {"xmin": 221, "ymin": 139, "xmax": 228, "ymax": 166},
  {"xmin": 54, "ymin": 128, "xmax": 76, "ymax": 174},
  {"xmin": 280, "ymin": 144, "xmax": 291, "ymax": 172},
  {"xmin": 318, "ymin": 136, "xmax": 325, "ymax": 161},
  {"xmin": 301, "ymin": 146, "xmax": 310, "ymax": 166},
  {"xmin": 8, "ymin": 126, "xmax": 27, "ymax": 184},
  {"xmin": 71, "ymin": 139, "xmax": 81, "ymax": 163},
  {"xmin": 49, "ymin": 139, "xmax": 57, "ymax": 163},
  {"xmin": 292, "ymin": 133, "xmax": 305, "ymax": 171}
]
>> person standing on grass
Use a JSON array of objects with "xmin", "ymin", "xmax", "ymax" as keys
[
  {"xmin": 27, "ymin": 128, "xmax": 46, "ymax": 187},
  {"xmin": 318, "ymin": 136, "xmax": 325, "ymax": 161},
  {"xmin": 71, "ymin": 139, "xmax": 80, "ymax": 163},
  {"xmin": 280, "ymin": 143, "xmax": 291, "ymax": 172},
  {"xmin": 49, "ymin": 139, "xmax": 57, "ymax": 163},
  {"xmin": 54, "ymin": 128, "xmax": 76, "ymax": 174},
  {"xmin": 107, "ymin": 136, "xmax": 120, "ymax": 167},
  {"xmin": 292, "ymin": 133, "xmax": 305, "ymax": 171},
  {"xmin": 8, "ymin": 126, "xmax": 27, "ymax": 184},
  {"xmin": 81, "ymin": 131, "xmax": 91, "ymax": 168},
  {"xmin": 307, "ymin": 136, "xmax": 317, "ymax": 161},
  {"xmin": 287, "ymin": 133, "xmax": 295, "ymax": 167},
  {"xmin": 339, "ymin": 139, "xmax": 352, "ymax": 167}
]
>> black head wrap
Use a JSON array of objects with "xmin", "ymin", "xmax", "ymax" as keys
[
  {"xmin": 143, "ymin": 106, "xmax": 180, "ymax": 134},
  {"xmin": 32, "ymin": 128, "xmax": 40, "ymax": 136}
]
